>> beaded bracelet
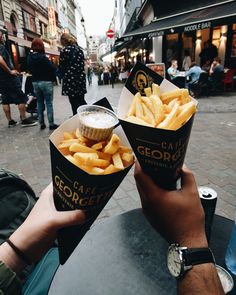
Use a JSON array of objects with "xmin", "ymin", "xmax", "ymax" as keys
[{"xmin": 6, "ymin": 239, "xmax": 32, "ymax": 265}]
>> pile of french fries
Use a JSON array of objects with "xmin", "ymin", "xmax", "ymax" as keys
[
  {"xmin": 125, "ymin": 83, "xmax": 197, "ymax": 130},
  {"xmin": 57, "ymin": 129, "xmax": 134, "ymax": 175}
]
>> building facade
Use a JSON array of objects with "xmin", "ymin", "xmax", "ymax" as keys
[
  {"xmin": 115, "ymin": 0, "xmax": 236, "ymax": 71},
  {"xmin": 0, "ymin": 0, "xmax": 88, "ymax": 70}
]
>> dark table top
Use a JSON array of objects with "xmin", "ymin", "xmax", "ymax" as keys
[{"xmin": 49, "ymin": 209, "xmax": 235, "ymax": 295}]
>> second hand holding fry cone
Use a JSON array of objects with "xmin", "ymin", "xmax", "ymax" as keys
[
  {"xmin": 118, "ymin": 62, "xmax": 197, "ymax": 190},
  {"xmin": 50, "ymin": 101, "xmax": 134, "ymax": 264}
]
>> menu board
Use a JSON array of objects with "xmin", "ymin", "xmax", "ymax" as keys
[{"xmin": 146, "ymin": 63, "xmax": 166, "ymax": 78}]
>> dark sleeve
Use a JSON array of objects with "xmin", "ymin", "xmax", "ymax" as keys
[
  {"xmin": 27, "ymin": 55, "xmax": 32, "ymax": 73},
  {"xmin": 76, "ymin": 48, "xmax": 85, "ymax": 74},
  {"xmin": 0, "ymin": 261, "xmax": 22, "ymax": 295},
  {"xmin": 43, "ymin": 56, "xmax": 56, "ymax": 80},
  {"xmin": 59, "ymin": 49, "xmax": 66, "ymax": 77}
]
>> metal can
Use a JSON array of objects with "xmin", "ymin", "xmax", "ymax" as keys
[{"xmin": 198, "ymin": 186, "xmax": 218, "ymax": 243}]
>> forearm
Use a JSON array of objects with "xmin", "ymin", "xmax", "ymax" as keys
[
  {"xmin": 178, "ymin": 263, "xmax": 224, "ymax": 295},
  {"xmin": 0, "ymin": 242, "xmax": 26, "ymax": 274},
  {"xmin": 0, "ymin": 56, "xmax": 12, "ymax": 74},
  {"xmin": 177, "ymin": 237, "xmax": 224, "ymax": 295}
]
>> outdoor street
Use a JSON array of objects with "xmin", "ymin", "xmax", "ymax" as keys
[{"xmin": 0, "ymin": 77, "xmax": 236, "ymax": 223}]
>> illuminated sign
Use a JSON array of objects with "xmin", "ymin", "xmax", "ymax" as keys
[{"xmin": 48, "ymin": 6, "xmax": 57, "ymax": 37}]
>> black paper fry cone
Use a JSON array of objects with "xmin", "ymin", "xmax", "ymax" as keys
[
  {"xmin": 118, "ymin": 62, "xmax": 196, "ymax": 190},
  {"xmin": 49, "ymin": 99, "xmax": 133, "ymax": 264}
]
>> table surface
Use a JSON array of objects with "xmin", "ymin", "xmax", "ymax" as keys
[{"xmin": 49, "ymin": 209, "xmax": 235, "ymax": 295}]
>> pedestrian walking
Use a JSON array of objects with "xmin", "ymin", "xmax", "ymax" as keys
[
  {"xmin": 59, "ymin": 33, "xmax": 87, "ymax": 116},
  {"xmin": 0, "ymin": 31, "xmax": 37, "ymax": 128},
  {"xmin": 109, "ymin": 64, "xmax": 118, "ymax": 88},
  {"xmin": 27, "ymin": 38, "xmax": 58, "ymax": 130}
]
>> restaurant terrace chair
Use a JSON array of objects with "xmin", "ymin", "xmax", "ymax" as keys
[
  {"xmin": 189, "ymin": 72, "xmax": 210, "ymax": 97},
  {"xmin": 223, "ymin": 69, "xmax": 235, "ymax": 91}
]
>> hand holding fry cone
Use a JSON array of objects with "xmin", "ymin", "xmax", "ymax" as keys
[{"xmin": 118, "ymin": 62, "xmax": 197, "ymax": 190}]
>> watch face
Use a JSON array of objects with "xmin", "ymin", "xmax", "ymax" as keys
[{"xmin": 167, "ymin": 245, "xmax": 182, "ymax": 277}]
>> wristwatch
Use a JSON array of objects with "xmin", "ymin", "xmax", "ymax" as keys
[{"xmin": 167, "ymin": 243, "xmax": 215, "ymax": 278}]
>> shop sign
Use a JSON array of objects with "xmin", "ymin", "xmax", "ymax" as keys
[
  {"xmin": 184, "ymin": 21, "xmax": 211, "ymax": 32},
  {"xmin": 48, "ymin": 6, "xmax": 57, "ymax": 37},
  {"xmin": 124, "ymin": 36, "xmax": 133, "ymax": 41},
  {"xmin": 148, "ymin": 31, "xmax": 164, "ymax": 38}
]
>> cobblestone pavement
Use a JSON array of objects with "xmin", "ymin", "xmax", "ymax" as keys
[{"xmin": 0, "ymin": 77, "xmax": 236, "ymax": 223}]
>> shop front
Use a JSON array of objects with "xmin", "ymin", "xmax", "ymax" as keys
[{"xmin": 117, "ymin": 1, "xmax": 236, "ymax": 70}]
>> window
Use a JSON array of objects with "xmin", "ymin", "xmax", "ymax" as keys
[
  {"xmin": 231, "ymin": 23, "xmax": 236, "ymax": 57},
  {"xmin": 212, "ymin": 27, "xmax": 221, "ymax": 48},
  {"xmin": 22, "ymin": 10, "xmax": 36, "ymax": 32}
]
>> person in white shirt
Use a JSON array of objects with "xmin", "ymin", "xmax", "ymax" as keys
[
  {"xmin": 182, "ymin": 49, "xmax": 192, "ymax": 71},
  {"xmin": 167, "ymin": 60, "xmax": 179, "ymax": 80}
]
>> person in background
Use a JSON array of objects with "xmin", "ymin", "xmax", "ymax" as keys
[
  {"xmin": 182, "ymin": 49, "xmax": 192, "ymax": 71},
  {"xmin": 0, "ymin": 31, "xmax": 37, "ymax": 128},
  {"xmin": 87, "ymin": 64, "xmax": 93, "ymax": 86},
  {"xmin": 27, "ymin": 38, "xmax": 58, "ymax": 130},
  {"xmin": 201, "ymin": 59, "xmax": 211, "ymax": 73},
  {"xmin": 207, "ymin": 40, "xmax": 218, "ymax": 64},
  {"xmin": 209, "ymin": 57, "xmax": 224, "ymax": 94},
  {"xmin": 59, "ymin": 33, "xmax": 87, "ymax": 116},
  {"xmin": 109, "ymin": 64, "xmax": 118, "ymax": 88},
  {"xmin": 209, "ymin": 57, "xmax": 224, "ymax": 76},
  {"xmin": 186, "ymin": 61, "xmax": 204, "ymax": 88},
  {"xmin": 167, "ymin": 59, "xmax": 180, "ymax": 80},
  {"xmin": 0, "ymin": 165, "xmax": 224, "ymax": 294},
  {"xmin": 103, "ymin": 66, "xmax": 110, "ymax": 85},
  {"xmin": 199, "ymin": 42, "xmax": 208, "ymax": 67}
]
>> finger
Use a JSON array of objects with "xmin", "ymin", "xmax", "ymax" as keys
[
  {"xmin": 181, "ymin": 166, "xmax": 197, "ymax": 192},
  {"xmin": 134, "ymin": 161, "xmax": 166, "ymax": 202},
  {"xmin": 55, "ymin": 210, "xmax": 86, "ymax": 228}
]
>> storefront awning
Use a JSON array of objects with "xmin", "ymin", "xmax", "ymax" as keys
[
  {"xmin": 8, "ymin": 35, "xmax": 60, "ymax": 56},
  {"xmin": 8, "ymin": 35, "xmax": 31, "ymax": 48},
  {"xmin": 119, "ymin": 1, "xmax": 236, "ymax": 41}
]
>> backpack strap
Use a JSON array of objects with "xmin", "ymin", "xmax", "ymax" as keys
[{"xmin": 0, "ymin": 169, "xmax": 36, "ymax": 200}]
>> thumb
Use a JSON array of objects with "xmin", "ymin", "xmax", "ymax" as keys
[
  {"xmin": 55, "ymin": 210, "xmax": 86, "ymax": 228},
  {"xmin": 134, "ymin": 161, "xmax": 165, "ymax": 202},
  {"xmin": 181, "ymin": 165, "xmax": 197, "ymax": 192}
]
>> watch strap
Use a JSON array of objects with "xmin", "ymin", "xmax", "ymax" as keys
[{"xmin": 183, "ymin": 247, "xmax": 215, "ymax": 266}]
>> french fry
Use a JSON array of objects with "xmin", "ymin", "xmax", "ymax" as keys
[
  {"xmin": 125, "ymin": 81, "xmax": 196, "ymax": 131},
  {"xmin": 104, "ymin": 164, "xmax": 121, "ymax": 175},
  {"xmin": 57, "ymin": 129, "xmax": 134, "ymax": 175},
  {"xmin": 91, "ymin": 142, "xmax": 104, "ymax": 150},
  {"xmin": 63, "ymin": 132, "xmax": 74, "ymax": 140},
  {"xmin": 69, "ymin": 143, "xmax": 97, "ymax": 153},
  {"xmin": 160, "ymin": 89, "xmax": 182, "ymax": 104},
  {"xmin": 152, "ymin": 83, "xmax": 161, "ymax": 97},
  {"xmin": 144, "ymin": 87, "xmax": 152, "ymax": 97},
  {"xmin": 103, "ymin": 134, "xmax": 120, "ymax": 154},
  {"xmin": 157, "ymin": 102, "xmax": 180, "ymax": 129},
  {"xmin": 169, "ymin": 101, "xmax": 197, "ymax": 130},
  {"xmin": 121, "ymin": 152, "xmax": 134, "ymax": 164},
  {"xmin": 180, "ymin": 89, "xmax": 191, "ymax": 105},
  {"xmin": 57, "ymin": 139, "xmax": 79, "ymax": 149},
  {"xmin": 112, "ymin": 152, "xmax": 124, "ymax": 170},
  {"xmin": 142, "ymin": 103, "xmax": 155, "ymax": 126},
  {"xmin": 141, "ymin": 96, "xmax": 154, "ymax": 113},
  {"xmin": 119, "ymin": 145, "xmax": 133, "ymax": 154},
  {"xmin": 126, "ymin": 93, "xmax": 137, "ymax": 117},
  {"xmin": 135, "ymin": 94, "xmax": 144, "ymax": 119},
  {"xmin": 126, "ymin": 116, "xmax": 153, "ymax": 127},
  {"xmin": 90, "ymin": 167, "xmax": 104, "ymax": 175}
]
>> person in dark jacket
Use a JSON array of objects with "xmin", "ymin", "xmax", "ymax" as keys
[
  {"xmin": 59, "ymin": 33, "xmax": 87, "ymax": 115},
  {"xmin": 0, "ymin": 31, "xmax": 37, "ymax": 128},
  {"xmin": 27, "ymin": 38, "xmax": 58, "ymax": 130}
]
